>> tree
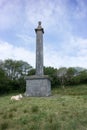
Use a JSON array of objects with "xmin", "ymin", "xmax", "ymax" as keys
[
  {"xmin": 66, "ymin": 67, "xmax": 76, "ymax": 85},
  {"xmin": 0, "ymin": 68, "xmax": 11, "ymax": 94},
  {"xmin": 57, "ymin": 67, "xmax": 67, "ymax": 88},
  {"xmin": 28, "ymin": 68, "xmax": 35, "ymax": 75},
  {"xmin": 78, "ymin": 70, "xmax": 87, "ymax": 84},
  {"xmin": 3, "ymin": 59, "xmax": 32, "ymax": 80},
  {"xmin": 0, "ymin": 59, "xmax": 33, "ymax": 94},
  {"xmin": 44, "ymin": 67, "xmax": 58, "ymax": 87}
]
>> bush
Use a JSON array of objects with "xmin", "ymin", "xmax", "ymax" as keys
[{"xmin": 0, "ymin": 68, "xmax": 12, "ymax": 94}]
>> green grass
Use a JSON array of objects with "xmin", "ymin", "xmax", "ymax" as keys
[{"xmin": 0, "ymin": 84, "xmax": 87, "ymax": 130}]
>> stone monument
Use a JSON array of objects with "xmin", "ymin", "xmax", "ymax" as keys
[{"xmin": 25, "ymin": 21, "xmax": 51, "ymax": 96}]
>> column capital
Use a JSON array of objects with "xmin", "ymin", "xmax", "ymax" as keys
[{"xmin": 35, "ymin": 21, "xmax": 44, "ymax": 33}]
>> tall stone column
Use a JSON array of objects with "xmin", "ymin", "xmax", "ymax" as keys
[
  {"xmin": 25, "ymin": 22, "xmax": 51, "ymax": 97},
  {"xmin": 35, "ymin": 21, "xmax": 44, "ymax": 76}
]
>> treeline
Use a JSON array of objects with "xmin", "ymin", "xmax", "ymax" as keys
[
  {"xmin": 0, "ymin": 59, "xmax": 87, "ymax": 94},
  {"xmin": 0, "ymin": 59, "xmax": 32, "ymax": 94},
  {"xmin": 29, "ymin": 67, "xmax": 87, "ymax": 88}
]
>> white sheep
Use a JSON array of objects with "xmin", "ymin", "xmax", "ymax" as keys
[{"xmin": 11, "ymin": 94, "xmax": 23, "ymax": 101}]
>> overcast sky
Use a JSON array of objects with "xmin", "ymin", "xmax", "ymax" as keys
[{"xmin": 0, "ymin": 0, "xmax": 87, "ymax": 68}]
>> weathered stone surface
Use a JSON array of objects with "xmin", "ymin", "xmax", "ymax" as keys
[
  {"xmin": 35, "ymin": 21, "xmax": 44, "ymax": 76},
  {"xmin": 25, "ymin": 76, "xmax": 51, "ymax": 97},
  {"xmin": 25, "ymin": 22, "xmax": 51, "ymax": 97}
]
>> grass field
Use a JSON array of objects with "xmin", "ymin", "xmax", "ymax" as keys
[{"xmin": 0, "ymin": 84, "xmax": 87, "ymax": 130}]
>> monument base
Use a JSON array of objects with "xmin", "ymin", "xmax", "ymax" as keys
[{"xmin": 25, "ymin": 75, "xmax": 51, "ymax": 97}]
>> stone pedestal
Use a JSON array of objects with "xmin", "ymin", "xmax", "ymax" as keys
[{"xmin": 25, "ymin": 75, "xmax": 51, "ymax": 97}]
